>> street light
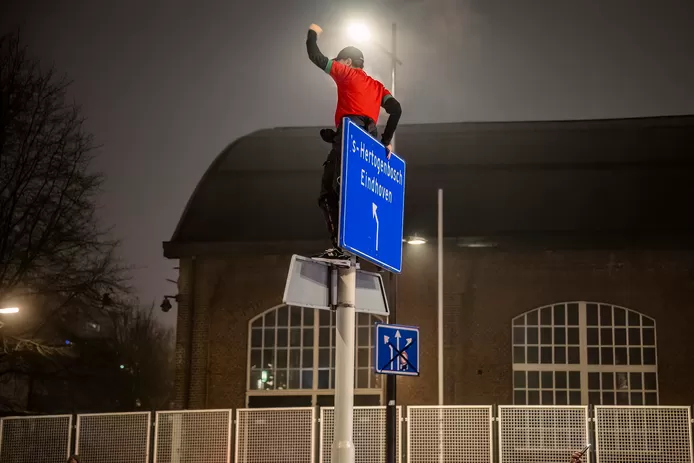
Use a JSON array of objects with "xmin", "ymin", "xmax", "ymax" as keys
[
  {"xmin": 344, "ymin": 19, "xmax": 402, "ymax": 463},
  {"xmin": 344, "ymin": 21, "xmax": 402, "ymax": 95},
  {"xmin": 0, "ymin": 306, "xmax": 20, "ymax": 329},
  {"xmin": 346, "ymin": 22, "xmax": 371, "ymax": 43},
  {"xmin": 345, "ymin": 20, "xmax": 443, "ymax": 462},
  {"xmin": 406, "ymin": 236, "xmax": 427, "ymax": 245}
]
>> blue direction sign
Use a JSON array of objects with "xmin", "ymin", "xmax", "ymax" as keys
[
  {"xmin": 374, "ymin": 323, "xmax": 420, "ymax": 376},
  {"xmin": 338, "ymin": 118, "xmax": 406, "ymax": 273}
]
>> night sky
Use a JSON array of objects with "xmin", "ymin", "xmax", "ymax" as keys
[{"xmin": 3, "ymin": 0, "xmax": 693, "ymax": 327}]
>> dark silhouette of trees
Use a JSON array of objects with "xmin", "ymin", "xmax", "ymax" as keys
[
  {"xmin": 0, "ymin": 31, "xmax": 172, "ymax": 414},
  {"xmin": 63, "ymin": 306, "xmax": 175, "ymax": 412}
]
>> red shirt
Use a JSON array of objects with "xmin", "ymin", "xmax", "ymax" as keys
[{"xmin": 326, "ymin": 60, "xmax": 391, "ymax": 128}]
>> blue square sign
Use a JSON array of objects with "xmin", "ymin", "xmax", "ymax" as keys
[
  {"xmin": 374, "ymin": 323, "xmax": 420, "ymax": 376},
  {"xmin": 338, "ymin": 118, "xmax": 406, "ymax": 273}
]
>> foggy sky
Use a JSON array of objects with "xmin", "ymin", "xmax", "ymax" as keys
[{"xmin": 3, "ymin": 0, "xmax": 693, "ymax": 327}]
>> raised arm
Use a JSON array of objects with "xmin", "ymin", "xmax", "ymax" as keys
[
  {"xmin": 306, "ymin": 24, "xmax": 329, "ymax": 72},
  {"xmin": 380, "ymin": 93, "xmax": 402, "ymax": 149}
]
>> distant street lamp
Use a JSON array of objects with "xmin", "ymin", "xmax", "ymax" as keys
[
  {"xmin": 406, "ymin": 235, "xmax": 427, "ymax": 245},
  {"xmin": 0, "ymin": 306, "xmax": 20, "ymax": 329}
]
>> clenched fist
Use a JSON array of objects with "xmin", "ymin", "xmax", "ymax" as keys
[{"xmin": 309, "ymin": 23, "xmax": 323, "ymax": 35}]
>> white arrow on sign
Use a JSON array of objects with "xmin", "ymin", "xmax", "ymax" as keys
[
  {"xmin": 384, "ymin": 334, "xmax": 393, "ymax": 368},
  {"xmin": 372, "ymin": 203, "xmax": 379, "ymax": 251},
  {"xmin": 394, "ymin": 330, "xmax": 401, "ymax": 370}
]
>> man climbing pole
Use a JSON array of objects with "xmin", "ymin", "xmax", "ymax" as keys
[{"xmin": 306, "ymin": 23, "xmax": 403, "ymax": 260}]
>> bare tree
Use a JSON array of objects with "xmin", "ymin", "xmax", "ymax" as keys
[
  {"xmin": 41, "ymin": 304, "xmax": 175, "ymax": 413},
  {"xmin": 0, "ymin": 31, "xmax": 129, "ymax": 325},
  {"xmin": 0, "ymin": 31, "xmax": 132, "ymax": 410},
  {"xmin": 112, "ymin": 305, "xmax": 175, "ymax": 410}
]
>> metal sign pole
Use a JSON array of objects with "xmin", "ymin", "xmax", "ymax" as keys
[
  {"xmin": 438, "ymin": 188, "xmax": 445, "ymax": 463},
  {"xmin": 385, "ymin": 272, "xmax": 398, "ymax": 463},
  {"xmin": 386, "ymin": 9, "xmax": 398, "ymax": 440},
  {"xmin": 385, "ymin": 21, "xmax": 399, "ymax": 463},
  {"xmin": 332, "ymin": 255, "xmax": 357, "ymax": 463}
]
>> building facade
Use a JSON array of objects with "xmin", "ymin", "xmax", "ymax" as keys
[{"xmin": 163, "ymin": 115, "xmax": 694, "ymax": 412}]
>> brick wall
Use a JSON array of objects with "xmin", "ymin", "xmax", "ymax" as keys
[
  {"xmin": 173, "ymin": 245, "xmax": 694, "ymax": 409},
  {"xmin": 172, "ymin": 257, "xmax": 192, "ymax": 409}
]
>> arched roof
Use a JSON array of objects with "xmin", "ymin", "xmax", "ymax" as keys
[{"xmin": 164, "ymin": 115, "xmax": 694, "ymax": 257}]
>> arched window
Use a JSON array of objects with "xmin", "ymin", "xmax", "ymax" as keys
[
  {"xmin": 512, "ymin": 302, "xmax": 658, "ymax": 406},
  {"xmin": 247, "ymin": 305, "xmax": 383, "ymax": 406}
]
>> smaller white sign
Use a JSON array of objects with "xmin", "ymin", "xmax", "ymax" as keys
[{"xmin": 282, "ymin": 255, "xmax": 390, "ymax": 316}]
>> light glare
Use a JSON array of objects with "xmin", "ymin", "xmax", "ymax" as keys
[
  {"xmin": 347, "ymin": 22, "xmax": 371, "ymax": 43},
  {"xmin": 0, "ymin": 307, "xmax": 19, "ymax": 314},
  {"xmin": 407, "ymin": 237, "xmax": 426, "ymax": 245}
]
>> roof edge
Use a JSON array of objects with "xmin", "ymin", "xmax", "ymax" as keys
[
  {"xmin": 251, "ymin": 113, "xmax": 694, "ymax": 133},
  {"xmin": 168, "ymin": 113, "xmax": 694, "ymax": 246}
]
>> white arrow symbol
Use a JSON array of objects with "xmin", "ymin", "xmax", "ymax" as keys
[
  {"xmin": 384, "ymin": 335, "xmax": 393, "ymax": 367},
  {"xmin": 372, "ymin": 203, "xmax": 379, "ymax": 251},
  {"xmin": 395, "ymin": 330, "xmax": 401, "ymax": 370}
]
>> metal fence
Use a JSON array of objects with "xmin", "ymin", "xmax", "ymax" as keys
[
  {"xmin": 498, "ymin": 406, "xmax": 590, "ymax": 463},
  {"xmin": 407, "ymin": 405, "xmax": 494, "ymax": 463},
  {"xmin": 236, "ymin": 407, "xmax": 315, "ymax": 463},
  {"xmin": 0, "ymin": 414, "xmax": 72, "ymax": 463},
  {"xmin": 76, "ymin": 411, "xmax": 151, "ymax": 463},
  {"xmin": 320, "ymin": 406, "xmax": 403, "ymax": 463},
  {"xmin": 594, "ymin": 406, "xmax": 693, "ymax": 463},
  {"xmin": 154, "ymin": 409, "xmax": 232, "ymax": 463},
  {"xmin": 2, "ymin": 405, "xmax": 694, "ymax": 463}
]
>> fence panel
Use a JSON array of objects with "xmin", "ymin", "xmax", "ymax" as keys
[
  {"xmin": 407, "ymin": 406, "xmax": 493, "ymax": 463},
  {"xmin": 498, "ymin": 406, "xmax": 590, "ymax": 463},
  {"xmin": 594, "ymin": 406, "xmax": 693, "ymax": 463},
  {"xmin": 154, "ymin": 409, "xmax": 232, "ymax": 463},
  {"xmin": 0, "ymin": 414, "xmax": 72, "ymax": 463},
  {"xmin": 235, "ymin": 407, "xmax": 315, "ymax": 463},
  {"xmin": 319, "ymin": 406, "xmax": 402, "ymax": 463},
  {"xmin": 76, "ymin": 411, "xmax": 151, "ymax": 463}
]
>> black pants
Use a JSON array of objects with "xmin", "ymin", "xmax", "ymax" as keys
[{"xmin": 318, "ymin": 115, "xmax": 378, "ymax": 248}]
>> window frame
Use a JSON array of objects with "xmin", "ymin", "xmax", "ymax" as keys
[
  {"xmin": 512, "ymin": 301, "xmax": 658, "ymax": 406},
  {"xmin": 246, "ymin": 304, "xmax": 384, "ymax": 406}
]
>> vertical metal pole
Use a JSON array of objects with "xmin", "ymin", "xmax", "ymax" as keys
[
  {"xmin": 390, "ymin": 22, "xmax": 397, "ymax": 154},
  {"xmin": 385, "ymin": 272, "xmax": 398, "ymax": 463},
  {"xmin": 438, "ymin": 188, "xmax": 444, "ymax": 403},
  {"xmin": 332, "ymin": 256, "xmax": 357, "ymax": 463},
  {"xmin": 386, "ymin": 21, "xmax": 398, "ymax": 463},
  {"xmin": 438, "ymin": 188, "xmax": 444, "ymax": 462},
  {"xmin": 390, "ymin": 22, "xmax": 397, "ymax": 111}
]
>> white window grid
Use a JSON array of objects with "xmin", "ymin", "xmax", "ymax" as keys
[
  {"xmin": 235, "ymin": 407, "xmax": 315, "ymax": 463},
  {"xmin": 512, "ymin": 302, "xmax": 658, "ymax": 406},
  {"xmin": 407, "ymin": 405, "xmax": 493, "ymax": 463},
  {"xmin": 319, "ymin": 406, "xmax": 402, "ymax": 463},
  {"xmin": 594, "ymin": 406, "xmax": 693, "ymax": 463},
  {"xmin": 498, "ymin": 405, "xmax": 591, "ymax": 463},
  {"xmin": 75, "ymin": 411, "xmax": 151, "ymax": 463},
  {"xmin": 0, "ymin": 414, "xmax": 72, "ymax": 463},
  {"xmin": 247, "ymin": 304, "xmax": 383, "ymax": 395},
  {"xmin": 153, "ymin": 409, "xmax": 232, "ymax": 463}
]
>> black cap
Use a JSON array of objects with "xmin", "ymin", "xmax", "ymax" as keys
[{"xmin": 334, "ymin": 46, "xmax": 364, "ymax": 63}]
